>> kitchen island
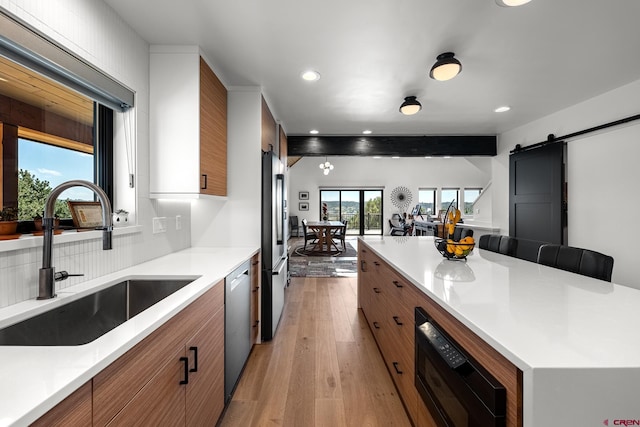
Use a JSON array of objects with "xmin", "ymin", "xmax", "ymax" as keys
[
  {"xmin": 0, "ymin": 246, "xmax": 259, "ymax": 426},
  {"xmin": 359, "ymin": 236, "xmax": 640, "ymax": 427}
]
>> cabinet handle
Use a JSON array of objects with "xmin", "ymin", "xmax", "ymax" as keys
[
  {"xmin": 179, "ymin": 357, "xmax": 189, "ymax": 385},
  {"xmin": 374, "ymin": 261, "xmax": 380, "ymax": 266},
  {"xmin": 373, "ymin": 287, "xmax": 381, "ymax": 294},
  {"xmin": 393, "ymin": 316, "xmax": 403, "ymax": 326},
  {"xmin": 189, "ymin": 346, "xmax": 198, "ymax": 373},
  {"xmin": 393, "ymin": 280, "xmax": 403, "ymax": 288},
  {"xmin": 201, "ymin": 174, "xmax": 208, "ymax": 190},
  {"xmin": 253, "ymin": 320, "xmax": 260, "ymax": 327},
  {"xmin": 392, "ymin": 362, "xmax": 403, "ymax": 375},
  {"xmin": 373, "ymin": 322, "xmax": 380, "ymax": 329},
  {"xmin": 360, "ymin": 260, "xmax": 367, "ymax": 272},
  {"xmin": 252, "ymin": 260, "xmax": 260, "ymax": 265}
]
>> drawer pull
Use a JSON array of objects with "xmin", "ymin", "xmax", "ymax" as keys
[
  {"xmin": 373, "ymin": 287, "xmax": 381, "ymax": 294},
  {"xmin": 374, "ymin": 261, "xmax": 380, "ymax": 266},
  {"xmin": 360, "ymin": 260, "xmax": 367, "ymax": 272},
  {"xmin": 201, "ymin": 174, "xmax": 208, "ymax": 189},
  {"xmin": 393, "ymin": 362, "xmax": 403, "ymax": 374},
  {"xmin": 189, "ymin": 346, "xmax": 198, "ymax": 373},
  {"xmin": 179, "ymin": 357, "xmax": 189, "ymax": 385},
  {"xmin": 373, "ymin": 322, "xmax": 380, "ymax": 329},
  {"xmin": 393, "ymin": 280, "xmax": 403, "ymax": 288},
  {"xmin": 393, "ymin": 316, "xmax": 403, "ymax": 326}
]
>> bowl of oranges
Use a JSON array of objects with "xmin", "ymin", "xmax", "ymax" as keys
[{"xmin": 434, "ymin": 236, "xmax": 475, "ymax": 260}]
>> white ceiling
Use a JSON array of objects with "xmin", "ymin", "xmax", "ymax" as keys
[{"xmin": 105, "ymin": 0, "xmax": 640, "ymax": 136}]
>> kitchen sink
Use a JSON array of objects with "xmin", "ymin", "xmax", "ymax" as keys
[{"xmin": 0, "ymin": 278, "xmax": 196, "ymax": 346}]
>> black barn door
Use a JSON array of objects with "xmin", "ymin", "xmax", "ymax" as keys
[{"xmin": 509, "ymin": 143, "xmax": 565, "ymax": 244}]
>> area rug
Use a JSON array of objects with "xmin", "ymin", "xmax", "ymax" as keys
[{"xmin": 289, "ymin": 257, "xmax": 358, "ymax": 278}]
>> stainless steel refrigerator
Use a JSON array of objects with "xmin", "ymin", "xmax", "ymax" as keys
[{"xmin": 261, "ymin": 150, "xmax": 287, "ymax": 341}]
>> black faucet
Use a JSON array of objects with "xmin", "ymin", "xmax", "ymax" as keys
[{"xmin": 38, "ymin": 180, "xmax": 113, "ymax": 299}]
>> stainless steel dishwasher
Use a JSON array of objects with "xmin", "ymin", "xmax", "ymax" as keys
[{"xmin": 224, "ymin": 260, "xmax": 251, "ymax": 402}]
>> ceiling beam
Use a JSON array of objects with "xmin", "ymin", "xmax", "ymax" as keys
[{"xmin": 287, "ymin": 135, "xmax": 497, "ymax": 157}]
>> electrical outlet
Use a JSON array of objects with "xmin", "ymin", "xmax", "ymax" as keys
[
  {"xmin": 476, "ymin": 209, "xmax": 480, "ymax": 214},
  {"xmin": 153, "ymin": 217, "xmax": 167, "ymax": 234},
  {"xmin": 175, "ymin": 215, "xmax": 182, "ymax": 230}
]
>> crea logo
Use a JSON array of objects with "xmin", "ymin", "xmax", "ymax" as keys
[{"xmin": 604, "ymin": 420, "xmax": 640, "ymax": 426}]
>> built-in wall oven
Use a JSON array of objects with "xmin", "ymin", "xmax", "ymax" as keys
[{"xmin": 415, "ymin": 307, "xmax": 506, "ymax": 427}]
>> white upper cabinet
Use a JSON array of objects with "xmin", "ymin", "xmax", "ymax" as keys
[{"xmin": 150, "ymin": 45, "xmax": 227, "ymax": 198}]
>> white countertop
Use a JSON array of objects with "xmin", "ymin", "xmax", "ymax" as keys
[
  {"xmin": 0, "ymin": 246, "xmax": 258, "ymax": 427},
  {"xmin": 360, "ymin": 236, "xmax": 640, "ymax": 426}
]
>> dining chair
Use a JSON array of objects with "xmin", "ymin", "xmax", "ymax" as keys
[
  {"xmin": 332, "ymin": 219, "xmax": 348, "ymax": 251},
  {"xmin": 498, "ymin": 236, "xmax": 517, "ymax": 256},
  {"xmin": 513, "ymin": 238, "xmax": 548, "ymax": 263},
  {"xmin": 478, "ymin": 234, "xmax": 491, "ymax": 250},
  {"xmin": 289, "ymin": 215, "xmax": 300, "ymax": 237},
  {"xmin": 537, "ymin": 244, "xmax": 614, "ymax": 282},
  {"xmin": 579, "ymin": 249, "xmax": 614, "ymax": 282},
  {"xmin": 487, "ymin": 235, "xmax": 502, "ymax": 252},
  {"xmin": 453, "ymin": 227, "xmax": 474, "ymax": 241},
  {"xmin": 301, "ymin": 219, "xmax": 318, "ymax": 250}
]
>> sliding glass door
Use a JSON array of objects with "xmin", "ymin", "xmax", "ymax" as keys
[{"xmin": 320, "ymin": 189, "xmax": 383, "ymax": 235}]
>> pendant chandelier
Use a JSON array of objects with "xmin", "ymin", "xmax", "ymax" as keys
[{"xmin": 319, "ymin": 157, "xmax": 334, "ymax": 175}]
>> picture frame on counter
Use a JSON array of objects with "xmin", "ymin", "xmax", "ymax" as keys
[
  {"xmin": 299, "ymin": 191, "xmax": 309, "ymax": 200},
  {"xmin": 299, "ymin": 202, "xmax": 309, "ymax": 211},
  {"xmin": 68, "ymin": 201, "xmax": 103, "ymax": 229}
]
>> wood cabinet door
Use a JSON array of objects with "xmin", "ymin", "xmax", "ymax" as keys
[
  {"xmin": 94, "ymin": 284, "xmax": 222, "ymax": 426},
  {"xmin": 106, "ymin": 348, "xmax": 186, "ymax": 427},
  {"xmin": 185, "ymin": 307, "xmax": 225, "ymax": 426},
  {"xmin": 199, "ymin": 56, "xmax": 227, "ymax": 196},
  {"xmin": 31, "ymin": 381, "xmax": 92, "ymax": 427}
]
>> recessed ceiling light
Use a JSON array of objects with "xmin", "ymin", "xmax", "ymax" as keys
[
  {"xmin": 495, "ymin": 0, "xmax": 532, "ymax": 6},
  {"xmin": 392, "ymin": 156, "xmax": 400, "ymax": 159},
  {"xmin": 495, "ymin": 106, "xmax": 511, "ymax": 113},
  {"xmin": 373, "ymin": 156, "xmax": 382, "ymax": 159},
  {"xmin": 424, "ymin": 156, "xmax": 432, "ymax": 159},
  {"xmin": 444, "ymin": 156, "xmax": 452, "ymax": 159},
  {"xmin": 362, "ymin": 130, "xmax": 372, "ymax": 135},
  {"xmin": 309, "ymin": 129, "xmax": 319, "ymax": 134},
  {"xmin": 301, "ymin": 70, "xmax": 321, "ymax": 81}
]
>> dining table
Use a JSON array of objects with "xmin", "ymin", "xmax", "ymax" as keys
[{"xmin": 305, "ymin": 220, "xmax": 344, "ymax": 253}]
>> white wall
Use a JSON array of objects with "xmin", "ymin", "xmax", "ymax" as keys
[
  {"xmin": 288, "ymin": 156, "xmax": 492, "ymax": 233},
  {"xmin": 0, "ymin": 0, "xmax": 192, "ymax": 307},
  {"xmin": 494, "ymin": 79, "xmax": 640, "ymax": 289}
]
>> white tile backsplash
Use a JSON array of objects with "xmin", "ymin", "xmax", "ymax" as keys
[{"xmin": 0, "ymin": 232, "xmax": 140, "ymax": 307}]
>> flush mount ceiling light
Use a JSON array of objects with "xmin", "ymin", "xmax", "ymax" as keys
[
  {"xmin": 362, "ymin": 130, "xmax": 372, "ymax": 135},
  {"xmin": 495, "ymin": 0, "xmax": 532, "ymax": 6},
  {"xmin": 429, "ymin": 52, "xmax": 462, "ymax": 81},
  {"xmin": 309, "ymin": 129, "xmax": 319, "ymax": 134},
  {"xmin": 319, "ymin": 157, "xmax": 334, "ymax": 175},
  {"xmin": 301, "ymin": 70, "xmax": 321, "ymax": 81},
  {"xmin": 399, "ymin": 96, "xmax": 422, "ymax": 115},
  {"xmin": 495, "ymin": 105, "xmax": 511, "ymax": 113}
]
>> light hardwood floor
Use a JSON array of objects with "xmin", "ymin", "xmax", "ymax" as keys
[{"xmin": 219, "ymin": 276, "xmax": 412, "ymax": 427}]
